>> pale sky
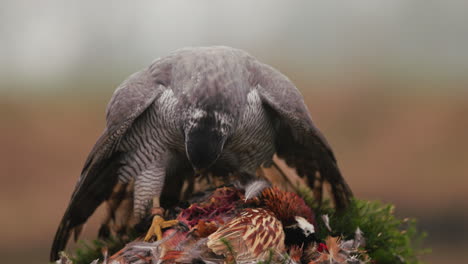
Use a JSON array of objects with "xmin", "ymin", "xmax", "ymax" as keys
[{"xmin": 1, "ymin": 0, "xmax": 467, "ymax": 89}]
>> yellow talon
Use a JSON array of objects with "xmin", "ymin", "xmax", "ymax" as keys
[
  {"xmin": 144, "ymin": 214, "xmax": 180, "ymax": 241},
  {"xmin": 160, "ymin": 219, "xmax": 179, "ymax": 229},
  {"xmin": 144, "ymin": 215, "xmax": 163, "ymax": 241},
  {"xmin": 144, "ymin": 197, "xmax": 180, "ymax": 241}
]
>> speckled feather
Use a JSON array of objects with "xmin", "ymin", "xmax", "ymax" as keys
[{"xmin": 207, "ymin": 208, "xmax": 285, "ymax": 262}]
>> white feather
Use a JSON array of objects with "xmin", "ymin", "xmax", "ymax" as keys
[
  {"xmin": 244, "ymin": 180, "xmax": 271, "ymax": 200},
  {"xmin": 321, "ymin": 214, "xmax": 332, "ymax": 232},
  {"xmin": 294, "ymin": 216, "xmax": 315, "ymax": 236}
]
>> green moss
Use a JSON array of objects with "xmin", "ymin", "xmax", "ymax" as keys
[
  {"xmin": 71, "ymin": 230, "xmax": 139, "ymax": 264},
  {"xmin": 314, "ymin": 198, "xmax": 427, "ymax": 264},
  {"xmin": 72, "ymin": 239, "xmax": 106, "ymax": 264}
]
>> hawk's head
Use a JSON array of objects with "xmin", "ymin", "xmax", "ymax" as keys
[{"xmin": 184, "ymin": 108, "xmax": 234, "ymax": 174}]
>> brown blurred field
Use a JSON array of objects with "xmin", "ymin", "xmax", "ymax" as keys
[
  {"xmin": 1, "ymin": 77, "xmax": 467, "ymax": 263},
  {"xmin": 3, "ymin": 2, "xmax": 468, "ymax": 263}
]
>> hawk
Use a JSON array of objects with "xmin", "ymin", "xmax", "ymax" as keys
[{"xmin": 50, "ymin": 46, "xmax": 352, "ymax": 261}]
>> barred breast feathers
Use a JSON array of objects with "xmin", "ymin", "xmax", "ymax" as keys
[{"xmin": 117, "ymin": 88, "xmax": 183, "ymax": 183}]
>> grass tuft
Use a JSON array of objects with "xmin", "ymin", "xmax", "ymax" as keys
[
  {"xmin": 71, "ymin": 230, "xmax": 139, "ymax": 264},
  {"xmin": 314, "ymin": 198, "xmax": 427, "ymax": 264}
]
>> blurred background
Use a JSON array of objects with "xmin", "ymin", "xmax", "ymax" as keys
[{"xmin": 1, "ymin": 1, "xmax": 467, "ymax": 263}]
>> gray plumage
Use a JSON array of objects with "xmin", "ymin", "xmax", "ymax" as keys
[{"xmin": 50, "ymin": 46, "xmax": 352, "ymax": 261}]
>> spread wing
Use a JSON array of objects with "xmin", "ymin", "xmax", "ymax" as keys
[
  {"xmin": 50, "ymin": 58, "xmax": 172, "ymax": 261},
  {"xmin": 248, "ymin": 58, "xmax": 353, "ymax": 210}
]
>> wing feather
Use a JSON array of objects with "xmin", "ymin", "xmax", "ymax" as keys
[
  {"xmin": 248, "ymin": 58, "xmax": 353, "ymax": 210},
  {"xmin": 50, "ymin": 59, "xmax": 171, "ymax": 261}
]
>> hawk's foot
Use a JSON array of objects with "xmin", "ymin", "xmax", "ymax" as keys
[{"xmin": 144, "ymin": 209, "xmax": 179, "ymax": 241}]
